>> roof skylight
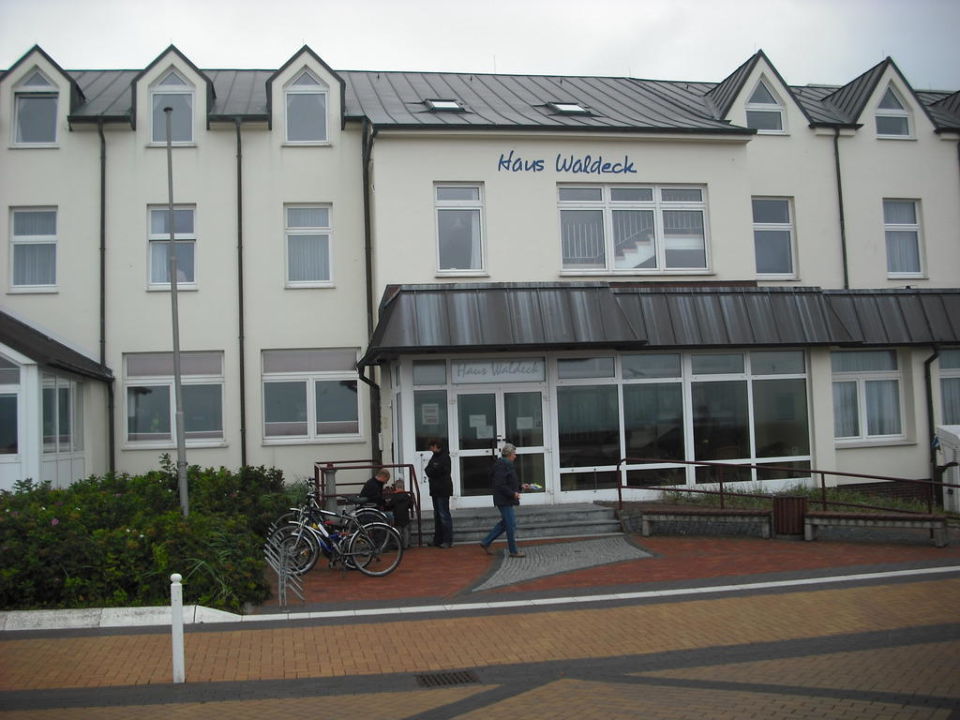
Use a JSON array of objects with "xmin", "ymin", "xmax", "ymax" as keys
[
  {"xmin": 425, "ymin": 99, "xmax": 463, "ymax": 111},
  {"xmin": 549, "ymin": 102, "xmax": 589, "ymax": 115}
]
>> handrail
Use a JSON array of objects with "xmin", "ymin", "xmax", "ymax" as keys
[
  {"xmin": 313, "ymin": 460, "xmax": 422, "ymax": 547},
  {"xmin": 614, "ymin": 457, "xmax": 958, "ymax": 515}
]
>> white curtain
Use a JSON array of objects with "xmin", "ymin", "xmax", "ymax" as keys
[
  {"xmin": 866, "ymin": 380, "xmax": 901, "ymax": 435},
  {"xmin": 288, "ymin": 234, "xmax": 329, "ymax": 282}
]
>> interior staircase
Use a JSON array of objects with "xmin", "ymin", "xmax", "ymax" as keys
[{"xmin": 410, "ymin": 502, "xmax": 622, "ymax": 545}]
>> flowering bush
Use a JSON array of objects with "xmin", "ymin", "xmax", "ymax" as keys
[{"xmin": 0, "ymin": 460, "xmax": 289, "ymax": 612}]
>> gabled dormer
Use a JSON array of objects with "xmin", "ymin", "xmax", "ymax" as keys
[
  {"xmin": 1, "ymin": 45, "xmax": 83, "ymax": 147},
  {"xmin": 131, "ymin": 46, "xmax": 214, "ymax": 145},
  {"xmin": 823, "ymin": 58, "xmax": 936, "ymax": 139},
  {"xmin": 266, "ymin": 46, "xmax": 345, "ymax": 145},
  {"xmin": 704, "ymin": 50, "xmax": 812, "ymax": 135}
]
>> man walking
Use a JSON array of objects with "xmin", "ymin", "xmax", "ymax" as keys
[
  {"xmin": 479, "ymin": 443, "xmax": 525, "ymax": 558},
  {"xmin": 425, "ymin": 439, "xmax": 454, "ymax": 548}
]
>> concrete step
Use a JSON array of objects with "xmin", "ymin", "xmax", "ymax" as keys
[{"xmin": 411, "ymin": 502, "xmax": 622, "ymax": 543}]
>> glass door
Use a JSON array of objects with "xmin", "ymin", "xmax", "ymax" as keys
[{"xmin": 453, "ymin": 388, "xmax": 549, "ymax": 508}]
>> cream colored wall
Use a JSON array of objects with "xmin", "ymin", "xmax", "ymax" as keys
[
  {"xmin": 837, "ymin": 68, "xmax": 960, "ymax": 289},
  {"xmin": 369, "ymin": 133, "xmax": 753, "ymax": 296},
  {"xmin": 728, "ymin": 62, "xmax": 847, "ymax": 288}
]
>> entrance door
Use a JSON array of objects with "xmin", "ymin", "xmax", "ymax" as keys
[{"xmin": 453, "ymin": 388, "xmax": 549, "ymax": 508}]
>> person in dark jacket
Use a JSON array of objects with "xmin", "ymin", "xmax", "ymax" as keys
[
  {"xmin": 424, "ymin": 439, "xmax": 454, "ymax": 548},
  {"xmin": 479, "ymin": 443, "xmax": 525, "ymax": 558},
  {"xmin": 360, "ymin": 469, "xmax": 391, "ymax": 506}
]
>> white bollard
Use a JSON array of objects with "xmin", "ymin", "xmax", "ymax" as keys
[{"xmin": 170, "ymin": 573, "xmax": 185, "ymax": 683}]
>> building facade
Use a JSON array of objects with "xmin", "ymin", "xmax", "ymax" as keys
[{"xmin": 1, "ymin": 45, "xmax": 958, "ymax": 509}]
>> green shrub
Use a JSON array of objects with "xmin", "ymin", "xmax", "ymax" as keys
[{"xmin": 0, "ymin": 460, "xmax": 290, "ymax": 612}]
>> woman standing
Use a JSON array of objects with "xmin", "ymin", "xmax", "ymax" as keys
[{"xmin": 479, "ymin": 443, "xmax": 525, "ymax": 558}]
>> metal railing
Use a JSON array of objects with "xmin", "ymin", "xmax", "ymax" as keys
[
  {"xmin": 614, "ymin": 457, "xmax": 958, "ymax": 516},
  {"xmin": 313, "ymin": 459, "xmax": 422, "ymax": 547}
]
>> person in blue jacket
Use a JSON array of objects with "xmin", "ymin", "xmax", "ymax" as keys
[{"xmin": 479, "ymin": 443, "xmax": 526, "ymax": 558}]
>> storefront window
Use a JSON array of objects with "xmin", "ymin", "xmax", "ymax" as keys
[
  {"xmin": 623, "ymin": 383, "xmax": 684, "ymax": 461},
  {"xmin": 557, "ymin": 385, "xmax": 619, "ymax": 467},
  {"xmin": 414, "ymin": 389, "xmax": 448, "ymax": 450}
]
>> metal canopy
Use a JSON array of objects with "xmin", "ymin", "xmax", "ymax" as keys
[
  {"xmin": 0, "ymin": 310, "xmax": 113, "ymax": 382},
  {"xmin": 358, "ymin": 284, "xmax": 960, "ymax": 367}
]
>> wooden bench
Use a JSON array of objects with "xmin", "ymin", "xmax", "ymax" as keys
[
  {"xmin": 803, "ymin": 511, "xmax": 948, "ymax": 547},
  {"xmin": 639, "ymin": 506, "xmax": 773, "ymax": 539}
]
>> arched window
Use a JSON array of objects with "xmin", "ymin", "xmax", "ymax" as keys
[
  {"xmin": 745, "ymin": 79, "xmax": 784, "ymax": 133},
  {"xmin": 284, "ymin": 69, "xmax": 328, "ymax": 143},
  {"xmin": 150, "ymin": 68, "xmax": 194, "ymax": 143},
  {"xmin": 875, "ymin": 84, "xmax": 911, "ymax": 137},
  {"xmin": 13, "ymin": 68, "xmax": 58, "ymax": 145}
]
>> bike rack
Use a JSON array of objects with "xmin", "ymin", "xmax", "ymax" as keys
[{"xmin": 263, "ymin": 522, "xmax": 304, "ymax": 608}]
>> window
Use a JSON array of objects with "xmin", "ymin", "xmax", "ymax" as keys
[
  {"xmin": 285, "ymin": 69, "xmax": 327, "ymax": 143},
  {"xmin": 262, "ymin": 349, "xmax": 360, "ymax": 441},
  {"xmin": 151, "ymin": 69, "xmax": 194, "ymax": 144},
  {"xmin": 425, "ymin": 99, "xmax": 462, "ymax": 112},
  {"xmin": 549, "ymin": 102, "xmax": 589, "ymax": 115},
  {"xmin": 42, "ymin": 374, "xmax": 82, "ymax": 454},
  {"xmin": 148, "ymin": 206, "xmax": 196, "ymax": 288},
  {"xmin": 125, "ymin": 352, "xmax": 224, "ymax": 444},
  {"xmin": 559, "ymin": 185, "xmax": 707, "ymax": 272},
  {"xmin": 11, "ymin": 208, "xmax": 56, "ymax": 288},
  {"xmin": 745, "ymin": 79, "xmax": 784, "ymax": 132},
  {"xmin": 285, "ymin": 205, "xmax": 331, "ymax": 286},
  {"xmin": 875, "ymin": 85, "xmax": 911, "ymax": 137},
  {"xmin": 883, "ymin": 199, "xmax": 922, "ymax": 276},
  {"xmin": 13, "ymin": 68, "xmax": 57, "ymax": 145},
  {"xmin": 752, "ymin": 197, "xmax": 794, "ymax": 276},
  {"xmin": 435, "ymin": 184, "xmax": 484, "ymax": 272},
  {"xmin": 941, "ymin": 349, "xmax": 960, "ymax": 425},
  {"xmin": 832, "ymin": 350, "xmax": 903, "ymax": 441},
  {"xmin": 0, "ymin": 357, "xmax": 19, "ymax": 455}
]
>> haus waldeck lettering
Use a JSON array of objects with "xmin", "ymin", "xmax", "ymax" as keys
[{"xmin": 497, "ymin": 149, "xmax": 637, "ymax": 175}]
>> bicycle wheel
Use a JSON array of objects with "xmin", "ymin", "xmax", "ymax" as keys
[
  {"xmin": 347, "ymin": 522, "xmax": 403, "ymax": 577},
  {"xmin": 353, "ymin": 507, "xmax": 389, "ymax": 526},
  {"xmin": 278, "ymin": 530, "xmax": 321, "ymax": 575}
]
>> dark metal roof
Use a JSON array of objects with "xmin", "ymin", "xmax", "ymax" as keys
[
  {"xmin": 359, "ymin": 284, "xmax": 960, "ymax": 366},
  {"xmin": 4, "ymin": 46, "xmax": 952, "ymax": 132},
  {"xmin": 0, "ymin": 311, "xmax": 113, "ymax": 382}
]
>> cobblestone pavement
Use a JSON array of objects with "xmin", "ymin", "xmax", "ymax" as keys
[{"xmin": 2, "ymin": 533, "xmax": 959, "ymax": 718}]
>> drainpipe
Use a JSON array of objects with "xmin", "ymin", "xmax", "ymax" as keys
[
  {"xmin": 833, "ymin": 127, "xmax": 850, "ymax": 289},
  {"xmin": 234, "ymin": 119, "xmax": 247, "ymax": 467},
  {"xmin": 98, "ymin": 119, "xmax": 116, "ymax": 472},
  {"xmin": 924, "ymin": 347, "xmax": 939, "ymax": 485},
  {"xmin": 361, "ymin": 118, "xmax": 382, "ymax": 464}
]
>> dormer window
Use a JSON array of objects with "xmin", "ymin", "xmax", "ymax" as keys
[
  {"xmin": 549, "ymin": 102, "xmax": 589, "ymax": 115},
  {"xmin": 425, "ymin": 99, "xmax": 462, "ymax": 112},
  {"xmin": 13, "ymin": 69, "xmax": 58, "ymax": 145},
  {"xmin": 285, "ymin": 69, "xmax": 328, "ymax": 143},
  {"xmin": 875, "ymin": 85, "xmax": 911, "ymax": 137},
  {"xmin": 745, "ymin": 79, "xmax": 784, "ymax": 132},
  {"xmin": 151, "ymin": 69, "xmax": 194, "ymax": 144}
]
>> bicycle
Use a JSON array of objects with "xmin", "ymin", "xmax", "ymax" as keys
[
  {"xmin": 275, "ymin": 504, "xmax": 404, "ymax": 577},
  {"xmin": 271, "ymin": 490, "xmax": 388, "ymax": 534}
]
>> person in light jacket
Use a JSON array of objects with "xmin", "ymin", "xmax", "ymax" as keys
[
  {"xmin": 425, "ymin": 439, "xmax": 454, "ymax": 548},
  {"xmin": 479, "ymin": 443, "xmax": 525, "ymax": 558}
]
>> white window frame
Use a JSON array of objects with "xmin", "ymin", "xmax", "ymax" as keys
[
  {"xmin": 434, "ymin": 183, "xmax": 486, "ymax": 275},
  {"xmin": 12, "ymin": 68, "xmax": 58, "ymax": 146},
  {"xmin": 123, "ymin": 352, "xmax": 225, "ymax": 448},
  {"xmin": 558, "ymin": 185, "xmax": 710, "ymax": 274},
  {"xmin": 10, "ymin": 207, "xmax": 57, "ymax": 291},
  {"xmin": 147, "ymin": 205, "xmax": 197, "ymax": 290},
  {"xmin": 752, "ymin": 196, "xmax": 795, "ymax": 278},
  {"xmin": 150, "ymin": 68, "xmax": 195, "ymax": 145},
  {"xmin": 0, "ymin": 356, "xmax": 20, "ymax": 458},
  {"xmin": 284, "ymin": 204, "xmax": 333, "ymax": 288},
  {"xmin": 831, "ymin": 350, "xmax": 905, "ymax": 445},
  {"xmin": 284, "ymin": 69, "xmax": 328, "ymax": 144},
  {"xmin": 261, "ymin": 349, "xmax": 362, "ymax": 444},
  {"xmin": 883, "ymin": 198, "xmax": 923, "ymax": 278},
  {"xmin": 940, "ymin": 349, "xmax": 960, "ymax": 426},
  {"xmin": 41, "ymin": 373, "xmax": 83, "ymax": 455},
  {"xmin": 875, "ymin": 84, "xmax": 912, "ymax": 139},
  {"xmin": 745, "ymin": 78, "xmax": 786, "ymax": 134}
]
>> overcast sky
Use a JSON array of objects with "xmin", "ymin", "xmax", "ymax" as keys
[{"xmin": 2, "ymin": 0, "xmax": 959, "ymax": 90}]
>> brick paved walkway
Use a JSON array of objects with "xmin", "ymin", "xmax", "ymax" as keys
[{"xmin": 2, "ymin": 532, "xmax": 959, "ymax": 718}]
